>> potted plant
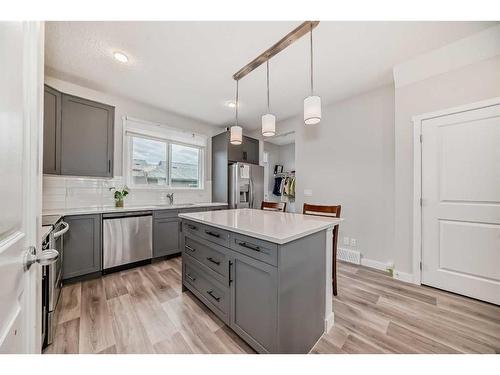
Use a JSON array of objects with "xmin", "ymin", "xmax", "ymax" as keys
[{"xmin": 109, "ymin": 186, "xmax": 129, "ymax": 208}]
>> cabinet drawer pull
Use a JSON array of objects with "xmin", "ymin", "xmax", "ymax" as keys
[
  {"xmin": 186, "ymin": 273, "xmax": 196, "ymax": 282},
  {"xmin": 187, "ymin": 224, "xmax": 198, "ymax": 230},
  {"xmin": 185, "ymin": 245, "xmax": 196, "ymax": 252},
  {"xmin": 206, "ymin": 290, "xmax": 220, "ymax": 302},
  {"xmin": 206, "ymin": 257, "xmax": 221, "ymax": 266},
  {"xmin": 238, "ymin": 241, "xmax": 261, "ymax": 252},
  {"xmin": 205, "ymin": 230, "xmax": 220, "ymax": 238}
]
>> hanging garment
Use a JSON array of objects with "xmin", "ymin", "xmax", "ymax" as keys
[
  {"xmin": 279, "ymin": 177, "xmax": 286, "ymax": 195},
  {"xmin": 273, "ymin": 177, "xmax": 282, "ymax": 196},
  {"xmin": 289, "ymin": 176, "xmax": 296, "ymax": 198}
]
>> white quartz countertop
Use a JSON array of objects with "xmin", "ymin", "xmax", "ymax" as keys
[
  {"xmin": 42, "ymin": 202, "xmax": 227, "ymax": 216},
  {"xmin": 179, "ymin": 208, "xmax": 342, "ymax": 244}
]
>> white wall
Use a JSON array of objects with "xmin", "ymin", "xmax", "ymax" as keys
[
  {"xmin": 43, "ymin": 75, "xmax": 220, "ymax": 210},
  {"xmin": 279, "ymin": 143, "xmax": 295, "ymax": 172},
  {"xmin": 278, "ymin": 85, "xmax": 395, "ymax": 266},
  {"xmin": 393, "ymin": 55, "xmax": 500, "ymax": 273}
]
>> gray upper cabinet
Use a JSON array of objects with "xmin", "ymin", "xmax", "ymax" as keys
[
  {"xmin": 43, "ymin": 85, "xmax": 62, "ymax": 175},
  {"xmin": 62, "ymin": 214, "xmax": 102, "ymax": 280},
  {"xmin": 212, "ymin": 131, "xmax": 260, "ymax": 203},
  {"xmin": 241, "ymin": 136, "xmax": 259, "ymax": 164},
  {"xmin": 227, "ymin": 134, "xmax": 259, "ymax": 164},
  {"xmin": 61, "ymin": 94, "xmax": 114, "ymax": 177}
]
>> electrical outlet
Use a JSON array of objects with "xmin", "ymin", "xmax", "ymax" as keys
[
  {"xmin": 304, "ymin": 189, "xmax": 313, "ymax": 197},
  {"xmin": 343, "ymin": 237, "xmax": 350, "ymax": 246},
  {"xmin": 350, "ymin": 238, "xmax": 357, "ymax": 247}
]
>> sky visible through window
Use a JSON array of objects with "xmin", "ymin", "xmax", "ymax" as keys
[{"xmin": 131, "ymin": 136, "xmax": 200, "ymax": 187}]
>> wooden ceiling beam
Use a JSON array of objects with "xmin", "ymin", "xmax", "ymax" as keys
[{"xmin": 232, "ymin": 21, "xmax": 320, "ymax": 81}]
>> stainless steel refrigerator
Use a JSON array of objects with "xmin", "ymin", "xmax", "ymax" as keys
[{"xmin": 228, "ymin": 162, "xmax": 264, "ymax": 209}]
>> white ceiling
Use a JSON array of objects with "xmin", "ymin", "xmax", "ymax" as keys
[{"xmin": 45, "ymin": 21, "xmax": 496, "ymax": 131}]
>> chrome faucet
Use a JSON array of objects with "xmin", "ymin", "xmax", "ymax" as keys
[{"xmin": 166, "ymin": 193, "xmax": 174, "ymax": 205}]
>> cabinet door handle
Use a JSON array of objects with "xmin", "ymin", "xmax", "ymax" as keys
[
  {"xmin": 206, "ymin": 290, "xmax": 220, "ymax": 302},
  {"xmin": 238, "ymin": 241, "xmax": 261, "ymax": 252},
  {"xmin": 108, "ymin": 159, "xmax": 111, "ymax": 173},
  {"xmin": 206, "ymin": 257, "xmax": 221, "ymax": 266},
  {"xmin": 186, "ymin": 273, "xmax": 196, "ymax": 282},
  {"xmin": 228, "ymin": 260, "xmax": 233, "ymax": 286},
  {"xmin": 185, "ymin": 245, "xmax": 196, "ymax": 252},
  {"xmin": 205, "ymin": 230, "xmax": 220, "ymax": 238},
  {"xmin": 187, "ymin": 224, "xmax": 197, "ymax": 230}
]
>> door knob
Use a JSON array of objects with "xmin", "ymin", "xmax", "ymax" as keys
[{"xmin": 24, "ymin": 246, "xmax": 59, "ymax": 271}]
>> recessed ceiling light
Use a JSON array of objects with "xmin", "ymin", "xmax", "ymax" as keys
[
  {"xmin": 113, "ymin": 52, "xmax": 129, "ymax": 63},
  {"xmin": 225, "ymin": 100, "xmax": 236, "ymax": 108}
]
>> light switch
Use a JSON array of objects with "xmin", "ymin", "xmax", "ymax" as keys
[
  {"xmin": 343, "ymin": 237, "xmax": 350, "ymax": 246},
  {"xmin": 304, "ymin": 189, "xmax": 313, "ymax": 197},
  {"xmin": 350, "ymin": 238, "xmax": 357, "ymax": 247}
]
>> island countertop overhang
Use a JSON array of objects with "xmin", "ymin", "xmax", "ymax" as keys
[{"xmin": 178, "ymin": 208, "xmax": 342, "ymax": 245}]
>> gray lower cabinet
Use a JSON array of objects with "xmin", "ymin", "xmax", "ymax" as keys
[
  {"xmin": 153, "ymin": 206, "xmax": 225, "ymax": 259},
  {"xmin": 153, "ymin": 216, "xmax": 181, "ymax": 258},
  {"xmin": 62, "ymin": 214, "xmax": 102, "ymax": 280},
  {"xmin": 229, "ymin": 251, "xmax": 278, "ymax": 353}
]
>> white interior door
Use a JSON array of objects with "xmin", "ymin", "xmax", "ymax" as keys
[
  {"xmin": 421, "ymin": 103, "xmax": 500, "ymax": 305},
  {"xmin": 0, "ymin": 22, "xmax": 44, "ymax": 353}
]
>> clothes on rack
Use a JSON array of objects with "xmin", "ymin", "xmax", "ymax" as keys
[{"xmin": 273, "ymin": 174, "xmax": 295, "ymax": 199}]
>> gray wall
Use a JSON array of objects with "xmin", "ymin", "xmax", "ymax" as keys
[{"xmin": 278, "ymin": 85, "xmax": 395, "ymax": 265}]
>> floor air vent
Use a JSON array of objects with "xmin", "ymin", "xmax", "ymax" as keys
[{"xmin": 338, "ymin": 248, "xmax": 361, "ymax": 265}]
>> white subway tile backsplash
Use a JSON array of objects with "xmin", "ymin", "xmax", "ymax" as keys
[{"xmin": 42, "ymin": 175, "xmax": 212, "ymax": 211}]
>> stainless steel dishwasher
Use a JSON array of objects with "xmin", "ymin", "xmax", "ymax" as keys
[{"xmin": 102, "ymin": 210, "xmax": 152, "ymax": 270}]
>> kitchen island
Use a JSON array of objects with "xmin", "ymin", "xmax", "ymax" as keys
[{"xmin": 179, "ymin": 208, "xmax": 341, "ymax": 354}]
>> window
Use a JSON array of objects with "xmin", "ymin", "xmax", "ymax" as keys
[
  {"xmin": 128, "ymin": 134, "xmax": 203, "ymax": 189},
  {"xmin": 131, "ymin": 136, "xmax": 168, "ymax": 186},
  {"xmin": 170, "ymin": 143, "xmax": 201, "ymax": 188}
]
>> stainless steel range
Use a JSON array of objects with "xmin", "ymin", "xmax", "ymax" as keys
[{"xmin": 41, "ymin": 216, "xmax": 69, "ymax": 348}]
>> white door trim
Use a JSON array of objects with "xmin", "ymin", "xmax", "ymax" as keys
[
  {"xmin": 23, "ymin": 21, "xmax": 45, "ymax": 353},
  {"xmin": 411, "ymin": 96, "xmax": 500, "ymax": 285}
]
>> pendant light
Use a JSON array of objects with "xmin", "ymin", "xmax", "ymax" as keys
[
  {"xmin": 304, "ymin": 23, "xmax": 321, "ymax": 125},
  {"xmin": 262, "ymin": 60, "xmax": 276, "ymax": 137},
  {"xmin": 230, "ymin": 80, "xmax": 243, "ymax": 145}
]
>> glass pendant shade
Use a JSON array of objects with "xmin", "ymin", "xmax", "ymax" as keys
[
  {"xmin": 230, "ymin": 125, "xmax": 243, "ymax": 145},
  {"xmin": 261, "ymin": 113, "xmax": 276, "ymax": 137},
  {"xmin": 304, "ymin": 95, "xmax": 321, "ymax": 125}
]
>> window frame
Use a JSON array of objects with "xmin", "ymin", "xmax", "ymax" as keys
[{"xmin": 125, "ymin": 131, "xmax": 205, "ymax": 191}]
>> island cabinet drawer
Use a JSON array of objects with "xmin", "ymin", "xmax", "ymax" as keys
[
  {"xmin": 229, "ymin": 233, "xmax": 278, "ymax": 266},
  {"xmin": 184, "ymin": 235, "xmax": 229, "ymax": 284},
  {"xmin": 183, "ymin": 220, "xmax": 230, "ymax": 248},
  {"xmin": 183, "ymin": 256, "xmax": 230, "ymax": 324}
]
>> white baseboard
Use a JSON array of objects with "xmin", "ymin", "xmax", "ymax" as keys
[
  {"xmin": 360, "ymin": 257, "xmax": 387, "ymax": 271},
  {"xmin": 394, "ymin": 269, "xmax": 416, "ymax": 284},
  {"xmin": 352, "ymin": 255, "xmax": 415, "ymax": 285}
]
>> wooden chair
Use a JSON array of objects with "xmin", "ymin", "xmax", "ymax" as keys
[
  {"xmin": 261, "ymin": 201, "xmax": 287, "ymax": 212},
  {"xmin": 303, "ymin": 203, "xmax": 341, "ymax": 296}
]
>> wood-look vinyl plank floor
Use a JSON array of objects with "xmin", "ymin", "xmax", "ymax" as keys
[{"xmin": 45, "ymin": 258, "xmax": 500, "ymax": 354}]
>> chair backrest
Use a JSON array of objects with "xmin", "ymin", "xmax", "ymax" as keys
[
  {"xmin": 303, "ymin": 203, "xmax": 341, "ymax": 218},
  {"xmin": 261, "ymin": 201, "xmax": 287, "ymax": 212}
]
